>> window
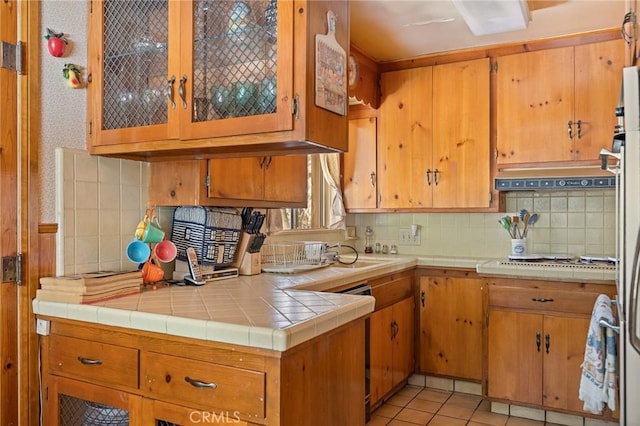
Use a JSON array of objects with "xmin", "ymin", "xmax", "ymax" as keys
[{"xmin": 281, "ymin": 154, "xmax": 337, "ymax": 230}]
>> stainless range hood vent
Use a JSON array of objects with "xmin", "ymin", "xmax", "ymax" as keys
[{"xmin": 495, "ymin": 166, "xmax": 617, "ymax": 191}]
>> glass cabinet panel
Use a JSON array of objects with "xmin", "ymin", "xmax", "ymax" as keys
[
  {"xmin": 102, "ymin": 0, "xmax": 169, "ymax": 130},
  {"xmin": 59, "ymin": 395, "xmax": 129, "ymax": 425},
  {"xmin": 191, "ymin": 0, "xmax": 278, "ymax": 123}
]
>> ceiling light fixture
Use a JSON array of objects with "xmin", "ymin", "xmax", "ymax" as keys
[
  {"xmin": 403, "ymin": 17, "xmax": 456, "ymax": 27},
  {"xmin": 451, "ymin": 0, "xmax": 530, "ymax": 36}
]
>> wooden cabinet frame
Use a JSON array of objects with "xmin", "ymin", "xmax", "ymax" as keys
[
  {"xmin": 416, "ymin": 268, "xmax": 487, "ymax": 381},
  {"xmin": 87, "ymin": 0, "xmax": 350, "ymax": 160},
  {"xmin": 39, "ymin": 315, "xmax": 366, "ymax": 426},
  {"xmin": 486, "ymin": 277, "xmax": 618, "ymax": 420}
]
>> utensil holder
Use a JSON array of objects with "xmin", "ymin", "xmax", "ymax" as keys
[{"xmin": 511, "ymin": 238, "xmax": 527, "ymax": 256}]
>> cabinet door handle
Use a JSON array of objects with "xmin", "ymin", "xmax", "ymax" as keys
[
  {"xmin": 576, "ymin": 119, "xmax": 582, "ymax": 139},
  {"xmin": 185, "ymin": 376, "xmax": 217, "ymax": 389},
  {"xmin": 545, "ymin": 334, "xmax": 550, "ymax": 354},
  {"xmin": 531, "ymin": 298, "xmax": 554, "ymax": 303},
  {"xmin": 259, "ymin": 157, "xmax": 266, "ymax": 168},
  {"xmin": 433, "ymin": 169, "xmax": 439, "ymax": 186},
  {"xmin": 421, "ymin": 291, "xmax": 425, "ymax": 308},
  {"xmin": 425, "ymin": 169, "xmax": 431, "ymax": 186},
  {"xmin": 264, "ymin": 156, "xmax": 272, "ymax": 169},
  {"xmin": 536, "ymin": 332, "xmax": 541, "ymax": 352},
  {"xmin": 370, "ymin": 171, "xmax": 376, "ymax": 187},
  {"xmin": 567, "ymin": 120, "xmax": 573, "ymax": 140},
  {"xmin": 77, "ymin": 356, "xmax": 103, "ymax": 365},
  {"xmin": 166, "ymin": 75, "xmax": 176, "ymax": 109},
  {"xmin": 179, "ymin": 74, "xmax": 188, "ymax": 109}
]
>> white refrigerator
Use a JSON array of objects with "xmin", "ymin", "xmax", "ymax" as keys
[{"xmin": 607, "ymin": 65, "xmax": 640, "ymax": 425}]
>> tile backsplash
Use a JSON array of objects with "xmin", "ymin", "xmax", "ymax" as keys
[
  {"xmin": 56, "ymin": 149, "xmax": 616, "ymax": 273},
  {"xmin": 56, "ymin": 148, "xmax": 150, "ymax": 275},
  {"xmin": 347, "ymin": 190, "xmax": 616, "ymax": 259}
]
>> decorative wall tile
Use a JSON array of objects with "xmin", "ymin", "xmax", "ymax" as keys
[
  {"xmin": 350, "ymin": 190, "xmax": 616, "ymax": 258},
  {"xmin": 56, "ymin": 148, "xmax": 148, "ymax": 275}
]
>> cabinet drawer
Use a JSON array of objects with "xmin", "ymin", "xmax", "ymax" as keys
[
  {"xmin": 371, "ymin": 274, "xmax": 413, "ymax": 310},
  {"xmin": 48, "ymin": 334, "xmax": 138, "ymax": 389},
  {"xmin": 141, "ymin": 352, "xmax": 266, "ymax": 419},
  {"xmin": 489, "ymin": 286, "xmax": 601, "ymax": 314}
]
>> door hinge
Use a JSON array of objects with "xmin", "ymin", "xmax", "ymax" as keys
[
  {"xmin": 485, "ymin": 313, "xmax": 489, "ymax": 327},
  {"xmin": 204, "ymin": 173, "xmax": 211, "ymax": 189},
  {"xmin": 2, "ymin": 253, "xmax": 23, "ymax": 285},
  {"xmin": 292, "ymin": 94, "xmax": 299, "ymax": 120},
  {"xmin": 489, "ymin": 191, "xmax": 493, "ymax": 207},
  {"xmin": 1, "ymin": 41, "xmax": 24, "ymax": 75},
  {"xmin": 491, "ymin": 62, "xmax": 498, "ymax": 74}
]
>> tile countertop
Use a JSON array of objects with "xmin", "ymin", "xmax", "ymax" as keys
[
  {"xmin": 32, "ymin": 254, "xmax": 615, "ymax": 353},
  {"xmin": 32, "ymin": 256, "xmax": 416, "ymax": 352}
]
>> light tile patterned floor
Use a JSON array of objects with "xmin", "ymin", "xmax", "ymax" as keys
[{"xmin": 367, "ymin": 385, "xmax": 561, "ymax": 426}]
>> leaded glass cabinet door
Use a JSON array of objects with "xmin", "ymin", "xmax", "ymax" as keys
[
  {"xmin": 46, "ymin": 376, "xmax": 138, "ymax": 425},
  {"xmin": 88, "ymin": 0, "xmax": 180, "ymax": 146},
  {"xmin": 141, "ymin": 398, "xmax": 252, "ymax": 426},
  {"xmin": 178, "ymin": 0, "xmax": 294, "ymax": 140}
]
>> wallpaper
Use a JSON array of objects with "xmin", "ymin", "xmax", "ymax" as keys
[{"xmin": 40, "ymin": 1, "xmax": 89, "ymax": 223}]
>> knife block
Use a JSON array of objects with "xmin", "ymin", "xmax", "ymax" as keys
[
  {"xmin": 239, "ymin": 252, "xmax": 261, "ymax": 275},
  {"xmin": 231, "ymin": 232, "xmax": 252, "ymax": 268},
  {"xmin": 232, "ymin": 232, "xmax": 262, "ymax": 275}
]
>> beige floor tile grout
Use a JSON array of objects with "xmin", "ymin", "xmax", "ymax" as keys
[{"xmin": 367, "ymin": 384, "xmax": 585, "ymax": 426}]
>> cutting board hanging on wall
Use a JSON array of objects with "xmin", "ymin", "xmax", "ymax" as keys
[{"xmin": 315, "ymin": 10, "xmax": 347, "ymax": 116}]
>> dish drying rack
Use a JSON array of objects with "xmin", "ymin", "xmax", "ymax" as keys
[{"xmin": 261, "ymin": 241, "xmax": 331, "ymax": 274}]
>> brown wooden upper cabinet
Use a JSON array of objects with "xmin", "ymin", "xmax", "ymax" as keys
[
  {"xmin": 344, "ymin": 112, "xmax": 378, "ymax": 210},
  {"xmin": 86, "ymin": 0, "xmax": 349, "ymax": 160},
  {"xmin": 148, "ymin": 156, "xmax": 307, "ymax": 208},
  {"xmin": 375, "ymin": 58, "xmax": 490, "ymax": 210},
  {"xmin": 207, "ymin": 156, "xmax": 307, "ymax": 204},
  {"xmin": 496, "ymin": 39, "xmax": 624, "ymax": 166}
]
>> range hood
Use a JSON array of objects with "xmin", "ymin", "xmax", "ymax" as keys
[{"xmin": 495, "ymin": 166, "xmax": 617, "ymax": 191}]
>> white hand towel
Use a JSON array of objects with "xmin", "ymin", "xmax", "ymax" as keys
[{"xmin": 579, "ymin": 294, "xmax": 617, "ymax": 414}]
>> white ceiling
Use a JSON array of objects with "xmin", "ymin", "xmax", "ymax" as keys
[{"xmin": 350, "ymin": 0, "xmax": 626, "ymax": 62}]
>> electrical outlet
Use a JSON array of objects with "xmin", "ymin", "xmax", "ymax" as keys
[
  {"xmin": 36, "ymin": 318, "xmax": 50, "ymax": 336},
  {"xmin": 398, "ymin": 227, "xmax": 421, "ymax": 245}
]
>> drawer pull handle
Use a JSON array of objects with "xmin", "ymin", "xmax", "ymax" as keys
[
  {"xmin": 531, "ymin": 298, "xmax": 554, "ymax": 303},
  {"xmin": 185, "ymin": 376, "xmax": 217, "ymax": 389},
  {"xmin": 77, "ymin": 356, "xmax": 102, "ymax": 365}
]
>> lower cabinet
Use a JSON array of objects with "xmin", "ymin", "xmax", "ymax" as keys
[
  {"xmin": 417, "ymin": 271, "xmax": 485, "ymax": 381},
  {"xmin": 41, "ymin": 316, "xmax": 366, "ymax": 425},
  {"xmin": 369, "ymin": 271, "xmax": 415, "ymax": 408},
  {"xmin": 46, "ymin": 376, "xmax": 139, "ymax": 424},
  {"xmin": 487, "ymin": 279, "xmax": 618, "ymax": 419},
  {"xmin": 142, "ymin": 398, "xmax": 251, "ymax": 425}
]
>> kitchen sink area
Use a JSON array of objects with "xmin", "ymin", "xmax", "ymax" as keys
[{"xmin": 330, "ymin": 260, "xmax": 386, "ymax": 269}]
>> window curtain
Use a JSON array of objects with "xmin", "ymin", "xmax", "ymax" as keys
[
  {"xmin": 265, "ymin": 208, "xmax": 284, "ymax": 235},
  {"xmin": 320, "ymin": 153, "xmax": 346, "ymax": 230}
]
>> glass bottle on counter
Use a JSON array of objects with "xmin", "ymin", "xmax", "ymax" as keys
[{"xmin": 365, "ymin": 226, "xmax": 374, "ymax": 254}]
